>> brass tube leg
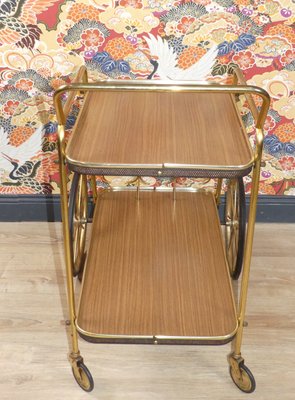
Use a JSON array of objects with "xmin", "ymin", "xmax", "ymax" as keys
[
  {"xmin": 232, "ymin": 158, "xmax": 261, "ymax": 358},
  {"xmin": 90, "ymin": 176, "xmax": 97, "ymax": 204},
  {"xmin": 215, "ymin": 179, "xmax": 222, "ymax": 206},
  {"xmin": 227, "ymin": 154, "xmax": 261, "ymax": 394},
  {"xmin": 57, "ymin": 126, "xmax": 80, "ymax": 360}
]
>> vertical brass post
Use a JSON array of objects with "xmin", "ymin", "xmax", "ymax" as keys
[
  {"xmin": 215, "ymin": 179, "xmax": 222, "ymax": 206},
  {"xmin": 56, "ymin": 125, "xmax": 80, "ymax": 358},
  {"xmin": 90, "ymin": 176, "xmax": 97, "ymax": 204},
  {"xmin": 173, "ymin": 178, "xmax": 177, "ymax": 201},
  {"xmin": 137, "ymin": 176, "xmax": 140, "ymax": 201},
  {"xmin": 232, "ymin": 129, "xmax": 264, "ymax": 357}
]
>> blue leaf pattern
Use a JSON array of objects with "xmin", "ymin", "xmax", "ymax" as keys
[
  {"xmin": 93, "ymin": 51, "xmax": 110, "ymax": 63},
  {"xmin": 238, "ymin": 33, "xmax": 256, "ymax": 47},
  {"xmin": 101, "ymin": 59, "xmax": 117, "ymax": 73},
  {"xmin": 264, "ymin": 135, "xmax": 279, "ymax": 145},
  {"xmin": 231, "ymin": 40, "xmax": 246, "ymax": 52},
  {"xmin": 284, "ymin": 143, "xmax": 295, "ymax": 154},
  {"xmin": 118, "ymin": 60, "xmax": 131, "ymax": 73},
  {"xmin": 217, "ymin": 41, "xmax": 232, "ymax": 56}
]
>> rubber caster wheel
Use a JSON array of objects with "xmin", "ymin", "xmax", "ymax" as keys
[
  {"xmin": 225, "ymin": 177, "xmax": 246, "ymax": 280},
  {"xmin": 229, "ymin": 363, "xmax": 256, "ymax": 393},
  {"xmin": 72, "ymin": 361, "xmax": 94, "ymax": 392}
]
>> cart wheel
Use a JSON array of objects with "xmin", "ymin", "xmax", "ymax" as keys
[
  {"xmin": 229, "ymin": 363, "xmax": 256, "ymax": 393},
  {"xmin": 224, "ymin": 178, "xmax": 246, "ymax": 280},
  {"xmin": 69, "ymin": 173, "xmax": 88, "ymax": 277},
  {"xmin": 72, "ymin": 360, "xmax": 94, "ymax": 392}
]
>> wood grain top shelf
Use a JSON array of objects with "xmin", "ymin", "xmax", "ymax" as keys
[
  {"xmin": 77, "ymin": 190, "xmax": 237, "ymax": 344},
  {"xmin": 66, "ymin": 91, "xmax": 252, "ymax": 174}
]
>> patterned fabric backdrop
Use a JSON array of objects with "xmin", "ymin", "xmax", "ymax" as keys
[{"xmin": 0, "ymin": 0, "xmax": 294, "ymax": 195}]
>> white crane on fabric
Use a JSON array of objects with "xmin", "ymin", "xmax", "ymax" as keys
[
  {"xmin": 0, "ymin": 126, "xmax": 43, "ymax": 175},
  {"xmin": 143, "ymin": 34, "xmax": 218, "ymax": 81}
]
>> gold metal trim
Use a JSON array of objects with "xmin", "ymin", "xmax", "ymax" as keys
[
  {"xmin": 65, "ymin": 158, "xmax": 254, "ymax": 173},
  {"xmin": 75, "ymin": 320, "xmax": 239, "ymax": 343},
  {"xmin": 163, "ymin": 161, "xmax": 253, "ymax": 171},
  {"xmin": 54, "ymin": 79, "xmax": 270, "ymax": 129}
]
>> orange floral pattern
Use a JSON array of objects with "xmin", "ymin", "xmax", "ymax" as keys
[
  {"xmin": 9, "ymin": 126, "xmax": 35, "ymax": 146},
  {"xmin": 274, "ymin": 123, "xmax": 295, "ymax": 143},
  {"xmin": 105, "ymin": 37, "xmax": 135, "ymax": 60},
  {"xmin": 265, "ymin": 23, "xmax": 295, "ymax": 44},
  {"xmin": 259, "ymin": 181, "xmax": 276, "ymax": 195},
  {"xmin": 67, "ymin": 3, "xmax": 101, "ymax": 22},
  {"xmin": 178, "ymin": 47, "xmax": 206, "ymax": 69}
]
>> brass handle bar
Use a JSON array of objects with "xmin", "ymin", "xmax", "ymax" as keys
[{"xmin": 54, "ymin": 80, "xmax": 270, "ymax": 130}]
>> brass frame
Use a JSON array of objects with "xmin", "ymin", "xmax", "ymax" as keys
[
  {"xmin": 76, "ymin": 322, "xmax": 239, "ymax": 345},
  {"xmin": 54, "ymin": 66, "xmax": 270, "ymax": 387},
  {"xmin": 225, "ymin": 178, "xmax": 241, "ymax": 276},
  {"xmin": 71, "ymin": 173, "xmax": 88, "ymax": 276}
]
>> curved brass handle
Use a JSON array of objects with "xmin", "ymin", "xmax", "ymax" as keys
[
  {"xmin": 53, "ymin": 70, "xmax": 270, "ymax": 165},
  {"xmin": 54, "ymin": 77, "xmax": 270, "ymax": 126}
]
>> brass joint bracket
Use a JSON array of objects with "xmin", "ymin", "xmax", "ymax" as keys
[
  {"xmin": 68, "ymin": 351, "xmax": 83, "ymax": 366},
  {"xmin": 228, "ymin": 352, "xmax": 245, "ymax": 378}
]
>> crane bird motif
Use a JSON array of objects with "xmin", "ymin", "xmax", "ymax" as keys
[
  {"xmin": 0, "ymin": 0, "xmax": 61, "ymax": 48},
  {"xmin": 0, "ymin": 126, "xmax": 52, "ymax": 193},
  {"xmin": 0, "ymin": 125, "xmax": 43, "ymax": 180},
  {"xmin": 143, "ymin": 34, "xmax": 218, "ymax": 80}
]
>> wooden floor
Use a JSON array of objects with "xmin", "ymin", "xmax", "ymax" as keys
[{"xmin": 0, "ymin": 222, "xmax": 294, "ymax": 399}]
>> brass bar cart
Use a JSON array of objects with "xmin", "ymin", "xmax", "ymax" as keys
[{"xmin": 54, "ymin": 66, "xmax": 269, "ymax": 393}]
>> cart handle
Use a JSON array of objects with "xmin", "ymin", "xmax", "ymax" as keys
[
  {"xmin": 60, "ymin": 66, "xmax": 89, "ymax": 123},
  {"xmin": 54, "ymin": 72, "xmax": 269, "ymax": 128},
  {"xmin": 53, "ymin": 67, "xmax": 270, "ymax": 160},
  {"xmin": 232, "ymin": 68, "xmax": 260, "ymax": 125}
]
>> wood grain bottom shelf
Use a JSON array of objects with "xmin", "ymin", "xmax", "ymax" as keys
[{"xmin": 76, "ymin": 190, "xmax": 237, "ymax": 345}]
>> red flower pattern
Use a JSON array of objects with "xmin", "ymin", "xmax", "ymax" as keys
[
  {"xmin": 280, "ymin": 49, "xmax": 295, "ymax": 66},
  {"xmin": 232, "ymin": 50, "xmax": 255, "ymax": 70},
  {"xmin": 177, "ymin": 16, "xmax": 196, "ymax": 34},
  {"xmin": 119, "ymin": 0, "xmax": 143, "ymax": 8},
  {"xmin": 3, "ymin": 100, "xmax": 20, "ymax": 116},
  {"xmin": 279, "ymin": 157, "xmax": 295, "ymax": 171},
  {"xmin": 81, "ymin": 29, "xmax": 104, "ymax": 49},
  {"xmin": 264, "ymin": 115, "xmax": 276, "ymax": 131},
  {"xmin": 15, "ymin": 79, "xmax": 34, "ymax": 91}
]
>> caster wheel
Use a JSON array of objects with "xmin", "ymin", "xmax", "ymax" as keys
[
  {"xmin": 72, "ymin": 361, "xmax": 94, "ymax": 392},
  {"xmin": 229, "ymin": 363, "xmax": 256, "ymax": 393},
  {"xmin": 69, "ymin": 173, "xmax": 88, "ymax": 277},
  {"xmin": 224, "ymin": 177, "xmax": 246, "ymax": 280}
]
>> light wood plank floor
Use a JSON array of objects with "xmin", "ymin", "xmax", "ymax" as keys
[{"xmin": 0, "ymin": 222, "xmax": 294, "ymax": 399}]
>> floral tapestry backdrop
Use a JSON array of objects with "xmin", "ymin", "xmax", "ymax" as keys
[{"xmin": 0, "ymin": 0, "xmax": 294, "ymax": 195}]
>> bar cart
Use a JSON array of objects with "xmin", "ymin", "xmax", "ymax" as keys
[{"xmin": 54, "ymin": 66, "xmax": 269, "ymax": 394}]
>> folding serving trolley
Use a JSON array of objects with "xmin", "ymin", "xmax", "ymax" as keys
[{"xmin": 54, "ymin": 66, "xmax": 269, "ymax": 393}]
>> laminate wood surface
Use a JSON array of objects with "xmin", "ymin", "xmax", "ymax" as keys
[
  {"xmin": 66, "ymin": 91, "xmax": 252, "ymax": 169},
  {"xmin": 1, "ymin": 222, "xmax": 294, "ymax": 399},
  {"xmin": 77, "ymin": 190, "xmax": 236, "ymax": 341}
]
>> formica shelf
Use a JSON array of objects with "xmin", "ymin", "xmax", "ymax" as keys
[
  {"xmin": 76, "ymin": 190, "xmax": 237, "ymax": 345},
  {"xmin": 66, "ymin": 91, "xmax": 253, "ymax": 178}
]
